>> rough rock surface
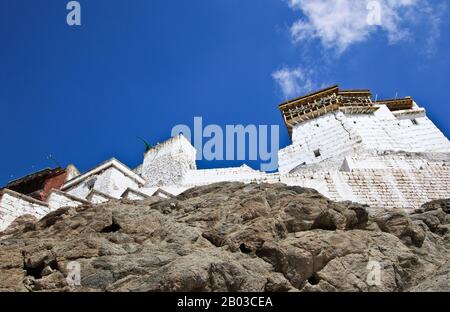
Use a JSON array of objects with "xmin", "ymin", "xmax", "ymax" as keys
[{"xmin": 0, "ymin": 182, "xmax": 449, "ymax": 292}]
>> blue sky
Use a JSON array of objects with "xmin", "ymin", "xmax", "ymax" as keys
[{"xmin": 0, "ymin": 0, "xmax": 449, "ymax": 185}]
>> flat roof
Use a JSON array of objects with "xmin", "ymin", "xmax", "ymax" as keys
[
  {"xmin": 279, "ymin": 85, "xmax": 339, "ymax": 109},
  {"xmin": 6, "ymin": 167, "xmax": 64, "ymax": 188}
]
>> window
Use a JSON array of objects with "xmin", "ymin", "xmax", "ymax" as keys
[
  {"xmin": 411, "ymin": 119, "xmax": 419, "ymax": 125},
  {"xmin": 86, "ymin": 177, "xmax": 97, "ymax": 190},
  {"xmin": 314, "ymin": 149, "xmax": 321, "ymax": 158}
]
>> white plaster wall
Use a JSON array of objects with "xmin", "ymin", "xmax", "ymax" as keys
[
  {"xmin": 89, "ymin": 193, "xmax": 110, "ymax": 204},
  {"xmin": 156, "ymin": 186, "xmax": 188, "ymax": 196},
  {"xmin": 393, "ymin": 116, "xmax": 450, "ymax": 153},
  {"xmin": 124, "ymin": 191, "xmax": 146, "ymax": 201},
  {"xmin": 66, "ymin": 175, "xmax": 98, "ymax": 199},
  {"xmin": 140, "ymin": 186, "xmax": 187, "ymax": 197},
  {"xmin": 155, "ymin": 192, "xmax": 170, "ymax": 199},
  {"xmin": 329, "ymin": 171, "xmax": 358, "ymax": 202},
  {"xmin": 66, "ymin": 168, "xmax": 139, "ymax": 200},
  {"xmin": 142, "ymin": 135, "xmax": 197, "ymax": 187},
  {"xmin": 278, "ymin": 164, "xmax": 450, "ymax": 211},
  {"xmin": 337, "ymin": 167, "xmax": 450, "ymax": 211},
  {"xmin": 278, "ymin": 143, "xmax": 314, "ymax": 174},
  {"xmin": 183, "ymin": 165, "xmax": 267, "ymax": 186},
  {"xmin": 280, "ymin": 104, "xmax": 450, "ymax": 173},
  {"xmin": 66, "ymin": 164, "xmax": 81, "ymax": 181},
  {"xmin": 0, "ymin": 193, "xmax": 49, "ymax": 231},
  {"xmin": 281, "ymin": 173, "xmax": 333, "ymax": 199},
  {"xmin": 47, "ymin": 192, "xmax": 85, "ymax": 211},
  {"xmin": 341, "ymin": 152, "xmax": 446, "ymax": 171},
  {"xmin": 344, "ymin": 105, "xmax": 450, "ymax": 154},
  {"xmin": 93, "ymin": 167, "xmax": 140, "ymax": 199},
  {"xmin": 346, "ymin": 112, "xmax": 404, "ymax": 151},
  {"xmin": 279, "ymin": 112, "xmax": 363, "ymax": 173},
  {"xmin": 138, "ymin": 187, "xmax": 158, "ymax": 197}
]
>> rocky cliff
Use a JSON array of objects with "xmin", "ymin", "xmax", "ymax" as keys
[{"xmin": 0, "ymin": 182, "xmax": 449, "ymax": 292}]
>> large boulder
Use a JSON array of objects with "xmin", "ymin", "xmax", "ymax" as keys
[{"xmin": 0, "ymin": 182, "xmax": 449, "ymax": 292}]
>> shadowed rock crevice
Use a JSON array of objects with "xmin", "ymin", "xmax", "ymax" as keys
[
  {"xmin": 101, "ymin": 219, "xmax": 121, "ymax": 233},
  {"xmin": 24, "ymin": 261, "xmax": 46, "ymax": 279},
  {"xmin": 0, "ymin": 183, "xmax": 449, "ymax": 292},
  {"xmin": 308, "ymin": 273, "xmax": 321, "ymax": 285},
  {"xmin": 239, "ymin": 243, "xmax": 252, "ymax": 254}
]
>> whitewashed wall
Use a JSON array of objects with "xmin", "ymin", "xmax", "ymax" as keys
[
  {"xmin": 86, "ymin": 191, "xmax": 112, "ymax": 204},
  {"xmin": 183, "ymin": 165, "xmax": 267, "ymax": 186},
  {"xmin": 347, "ymin": 106, "xmax": 404, "ymax": 151},
  {"xmin": 341, "ymin": 151, "xmax": 448, "ymax": 172},
  {"xmin": 142, "ymin": 135, "xmax": 197, "ymax": 187},
  {"xmin": 66, "ymin": 167, "xmax": 140, "ymax": 200},
  {"xmin": 66, "ymin": 176, "xmax": 96, "ymax": 199},
  {"xmin": 348, "ymin": 105, "xmax": 450, "ymax": 153},
  {"xmin": 0, "ymin": 191, "xmax": 49, "ymax": 231},
  {"xmin": 279, "ymin": 112, "xmax": 363, "ymax": 173},
  {"xmin": 47, "ymin": 191, "xmax": 86, "ymax": 211},
  {"xmin": 93, "ymin": 167, "xmax": 140, "ymax": 199},
  {"xmin": 123, "ymin": 191, "xmax": 146, "ymax": 201},
  {"xmin": 279, "ymin": 104, "xmax": 450, "ymax": 173},
  {"xmin": 2, "ymin": 100, "xmax": 448, "ymax": 231}
]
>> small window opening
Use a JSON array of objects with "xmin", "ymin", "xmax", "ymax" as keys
[
  {"xmin": 86, "ymin": 177, "xmax": 97, "ymax": 190},
  {"xmin": 314, "ymin": 149, "xmax": 321, "ymax": 158},
  {"xmin": 411, "ymin": 119, "xmax": 419, "ymax": 125}
]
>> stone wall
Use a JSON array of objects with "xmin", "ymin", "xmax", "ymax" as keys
[
  {"xmin": 278, "ymin": 150, "xmax": 450, "ymax": 211},
  {"xmin": 338, "ymin": 167, "xmax": 450, "ymax": 210},
  {"xmin": 141, "ymin": 135, "xmax": 197, "ymax": 187}
]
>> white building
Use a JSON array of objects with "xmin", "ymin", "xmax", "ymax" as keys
[{"xmin": 1, "ymin": 85, "xmax": 449, "ymax": 231}]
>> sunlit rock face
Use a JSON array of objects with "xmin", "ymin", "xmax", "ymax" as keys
[{"xmin": 1, "ymin": 182, "xmax": 449, "ymax": 292}]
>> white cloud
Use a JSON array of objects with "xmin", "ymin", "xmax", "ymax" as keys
[
  {"xmin": 287, "ymin": 0, "xmax": 440, "ymax": 53},
  {"xmin": 272, "ymin": 67, "xmax": 317, "ymax": 98},
  {"xmin": 272, "ymin": 0, "xmax": 444, "ymax": 100},
  {"xmin": 420, "ymin": 1, "xmax": 446, "ymax": 56}
]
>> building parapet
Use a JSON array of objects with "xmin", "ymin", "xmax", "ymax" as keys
[
  {"xmin": 48, "ymin": 189, "xmax": 91, "ymax": 205},
  {"xmin": 1, "ymin": 189, "xmax": 49, "ymax": 207},
  {"xmin": 86, "ymin": 189, "xmax": 117, "ymax": 203},
  {"xmin": 62, "ymin": 158, "xmax": 146, "ymax": 190}
]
